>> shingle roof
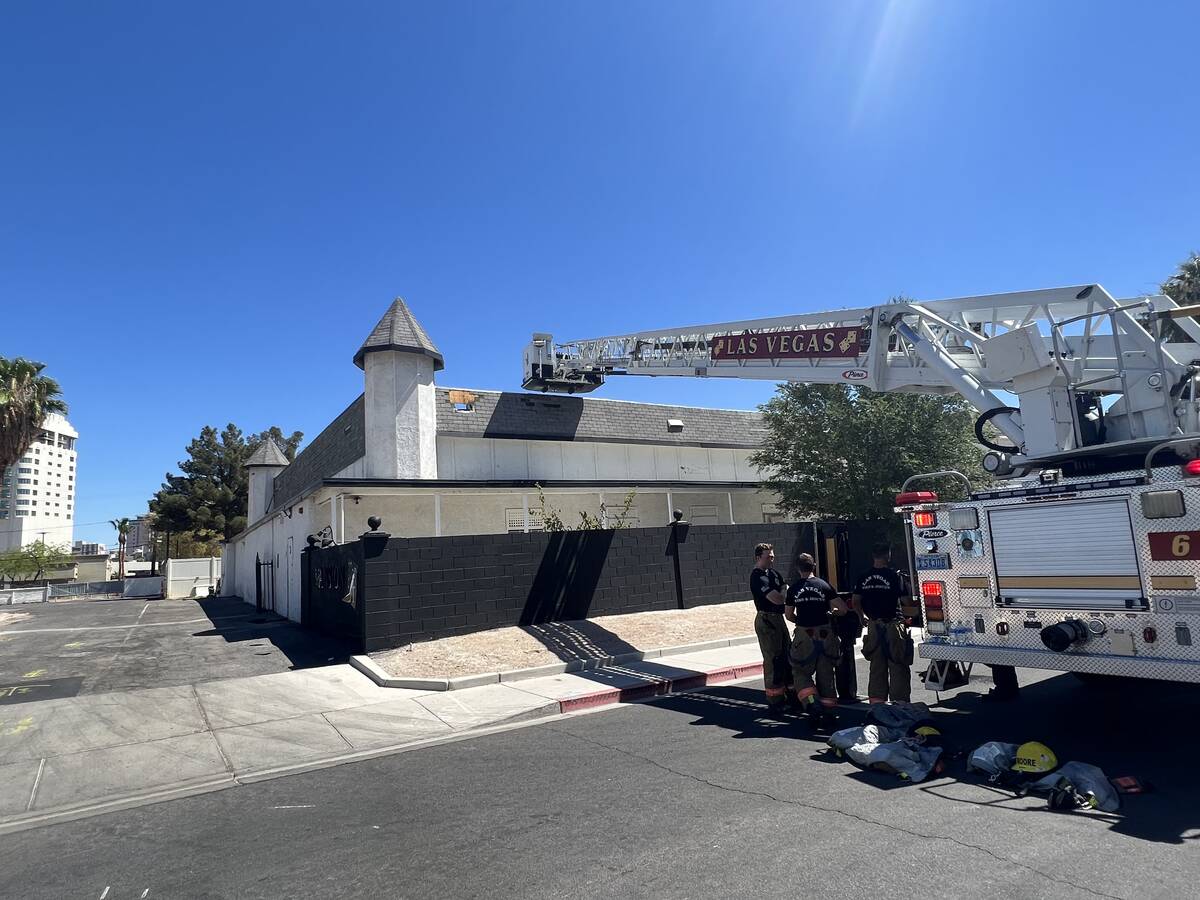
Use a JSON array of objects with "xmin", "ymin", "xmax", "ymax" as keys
[
  {"xmin": 258, "ymin": 387, "xmax": 765, "ymax": 519},
  {"xmin": 245, "ymin": 439, "xmax": 289, "ymax": 468},
  {"xmin": 435, "ymin": 388, "xmax": 766, "ymax": 448},
  {"xmin": 270, "ymin": 395, "xmax": 367, "ymax": 509},
  {"xmin": 353, "ymin": 298, "xmax": 444, "ymax": 371}
]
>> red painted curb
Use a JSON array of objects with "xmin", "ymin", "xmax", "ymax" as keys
[{"xmin": 556, "ymin": 662, "xmax": 764, "ymax": 714}]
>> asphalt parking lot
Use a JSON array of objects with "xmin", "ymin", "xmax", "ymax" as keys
[{"xmin": 0, "ymin": 596, "xmax": 356, "ymax": 703}]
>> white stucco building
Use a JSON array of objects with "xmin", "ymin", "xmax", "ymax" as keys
[
  {"xmin": 223, "ymin": 299, "xmax": 782, "ymax": 620},
  {"xmin": 0, "ymin": 412, "xmax": 79, "ymax": 552}
]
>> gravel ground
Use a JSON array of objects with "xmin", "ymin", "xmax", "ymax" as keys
[{"xmin": 371, "ymin": 602, "xmax": 755, "ymax": 678}]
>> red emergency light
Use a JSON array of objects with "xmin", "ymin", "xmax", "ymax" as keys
[
  {"xmin": 922, "ymin": 581, "xmax": 945, "ymax": 621},
  {"xmin": 913, "ymin": 511, "xmax": 937, "ymax": 528},
  {"xmin": 1183, "ymin": 460, "xmax": 1200, "ymax": 477},
  {"xmin": 895, "ymin": 490, "xmax": 938, "ymax": 506}
]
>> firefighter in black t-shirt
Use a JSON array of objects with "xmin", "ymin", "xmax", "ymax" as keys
[
  {"xmin": 851, "ymin": 543, "xmax": 913, "ymax": 704},
  {"xmin": 785, "ymin": 553, "xmax": 844, "ymax": 724},
  {"xmin": 749, "ymin": 542, "xmax": 790, "ymax": 711}
]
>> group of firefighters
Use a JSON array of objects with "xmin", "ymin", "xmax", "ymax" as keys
[
  {"xmin": 749, "ymin": 540, "xmax": 917, "ymax": 725},
  {"xmin": 750, "ymin": 540, "xmax": 1020, "ymax": 722}
]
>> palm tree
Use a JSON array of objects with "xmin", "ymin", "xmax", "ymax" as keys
[
  {"xmin": 110, "ymin": 518, "xmax": 131, "ymax": 580},
  {"xmin": 0, "ymin": 357, "xmax": 68, "ymax": 472},
  {"xmin": 1162, "ymin": 252, "xmax": 1200, "ymax": 307}
]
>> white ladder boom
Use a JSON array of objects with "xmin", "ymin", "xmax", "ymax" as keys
[{"xmin": 522, "ymin": 285, "xmax": 1200, "ymax": 469}]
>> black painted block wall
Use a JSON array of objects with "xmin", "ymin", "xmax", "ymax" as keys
[{"xmin": 355, "ymin": 522, "xmax": 817, "ymax": 653}]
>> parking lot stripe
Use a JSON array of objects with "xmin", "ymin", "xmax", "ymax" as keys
[
  {"xmin": 0, "ymin": 619, "xmax": 215, "ymax": 635},
  {"xmin": 25, "ymin": 758, "xmax": 45, "ymax": 812}
]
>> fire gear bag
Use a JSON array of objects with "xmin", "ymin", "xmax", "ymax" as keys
[{"xmin": 827, "ymin": 724, "xmax": 944, "ymax": 783}]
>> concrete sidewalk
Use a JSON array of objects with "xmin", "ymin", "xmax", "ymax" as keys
[{"xmin": 0, "ymin": 641, "xmax": 767, "ymax": 835}]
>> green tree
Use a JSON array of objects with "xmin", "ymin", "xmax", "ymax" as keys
[
  {"xmin": 1161, "ymin": 251, "xmax": 1200, "ymax": 307},
  {"xmin": 109, "ymin": 517, "xmax": 131, "ymax": 580},
  {"xmin": 750, "ymin": 383, "xmax": 990, "ymax": 543},
  {"xmin": 0, "ymin": 357, "xmax": 67, "ymax": 472},
  {"xmin": 0, "ymin": 541, "xmax": 73, "ymax": 584},
  {"xmin": 150, "ymin": 424, "xmax": 303, "ymax": 545}
]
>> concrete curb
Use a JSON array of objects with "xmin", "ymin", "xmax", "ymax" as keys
[
  {"xmin": 0, "ymin": 663, "xmax": 766, "ymax": 837},
  {"xmin": 352, "ymin": 634, "xmax": 759, "ymax": 692},
  {"xmin": 556, "ymin": 660, "xmax": 764, "ymax": 712},
  {"xmin": 0, "ymin": 773, "xmax": 238, "ymax": 837}
]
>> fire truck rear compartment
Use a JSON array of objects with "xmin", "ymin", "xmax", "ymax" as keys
[{"xmin": 988, "ymin": 498, "xmax": 1144, "ymax": 610}]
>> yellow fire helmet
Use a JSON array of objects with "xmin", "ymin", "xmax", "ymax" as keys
[
  {"xmin": 1012, "ymin": 741, "xmax": 1058, "ymax": 774},
  {"xmin": 913, "ymin": 726, "xmax": 941, "ymax": 737}
]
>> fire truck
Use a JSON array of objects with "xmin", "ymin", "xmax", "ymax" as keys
[{"xmin": 522, "ymin": 285, "xmax": 1200, "ymax": 685}]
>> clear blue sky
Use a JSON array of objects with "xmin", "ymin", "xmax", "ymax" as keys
[{"xmin": 3, "ymin": 1, "xmax": 1197, "ymax": 548}]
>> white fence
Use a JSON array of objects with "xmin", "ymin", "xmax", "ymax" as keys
[
  {"xmin": 163, "ymin": 557, "xmax": 222, "ymax": 599},
  {"xmin": 1, "ymin": 586, "xmax": 49, "ymax": 605}
]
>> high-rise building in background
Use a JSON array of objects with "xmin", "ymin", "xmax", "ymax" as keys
[
  {"xmin": 0, "ymin": 413, "xmax": 79, "ymax": 552},
  {"xmin": 126, "ymin": 515, "xmax": 153, "ymax": 558}
]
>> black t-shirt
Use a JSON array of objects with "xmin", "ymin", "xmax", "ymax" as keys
[
  {"xmin": 786, "ymin": 575, "xmax": 836, "ymax": 627},
  {"xmin": 853, "ymin": 566, "xmax": 908, "ymax": 621},
  {"xmin": 750, "ymin": 567, "xmax": 785, "ymax": 613}
]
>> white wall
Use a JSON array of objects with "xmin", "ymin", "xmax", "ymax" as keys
[
  {"xmin": 165, "ymin": 557, "xmax": 222, "ymax": 599},
  {"xmin": 436, "ymin": 436, "xmax": 759, "ymax": 483},
  {"xmin": 226, "ymin": 501, "xmax": 314, "ymax": 622},
  {"xmin": 364, "ymin": 350, "xmax": 438, "ymax": 479}
]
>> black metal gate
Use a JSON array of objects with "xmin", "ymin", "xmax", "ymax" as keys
[
  {"xmin": 300, "ymin": 542, "xmax": 366, "ymax": 650},
  {"xmin": 255, "ymin": 553, "xmax": 276, "ymax": 613}
]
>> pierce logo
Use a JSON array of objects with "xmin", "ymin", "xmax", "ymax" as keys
[{"xmin": 841, "ymin": 369, "xmax": 868, "ymax": 381}]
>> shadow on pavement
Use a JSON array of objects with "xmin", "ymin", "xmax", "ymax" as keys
[
  {"xmin": 191, "ymin": 597, "xmax": 357, "ymax": 670},
  {"xmin": 645, "ymin": 675, "xmax": 1200, "ymax": 845},
  {"xmin": 520, "ymin": 619, "xmax": 640, "ymax": 663}
]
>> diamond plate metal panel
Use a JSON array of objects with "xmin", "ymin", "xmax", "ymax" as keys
[{"xmin": 906, "ymin": 468, "xmax": 1200, "ymax": 682}]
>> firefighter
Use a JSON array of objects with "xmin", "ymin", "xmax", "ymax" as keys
[
  {"xmin": 785, "ymin": 553, "xmax": 844, "ymax": 725},
  {"xmin": 833, "ymin": 591, "xmax": 862, "ymax": 703},
  {"xmin": 852, "ymin": 543, "xmax": 913, "ymax": 704},
  {"xmin": 985, "ymin": 664, "xmax": 1020, "ymax": 702},
  {"xmin": 750, "ymin": 542, "xmax": 790, "ymax": 712}
]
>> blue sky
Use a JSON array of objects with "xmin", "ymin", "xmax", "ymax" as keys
[{"xmin": 3, "ymin": 1, "xmax": 1197, "ymax": 547}]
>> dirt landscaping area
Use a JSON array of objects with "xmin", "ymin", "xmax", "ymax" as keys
[{"xmin": 371, "ymin": 602, "xmax": 755, "ymax": 679}]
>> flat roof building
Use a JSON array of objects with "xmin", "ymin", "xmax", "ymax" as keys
[{"xmin": 0, "ymin": 412, "xmax": 79, "ymax": 552}]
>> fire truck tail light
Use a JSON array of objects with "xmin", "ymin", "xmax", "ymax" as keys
[
  {"xmin": 926, "ymin": 608, "xmax": 945, "ymax": 622},
  {"xmin": 913, "ymin": 511, "xmax": 937, "ymax": 528},
  {"xmin": 1184, "ymin": 460, "xmax": 1200, "ymax": 477},
  {"xmin": 1143, "ymin": 627, "xmax": 1157, "ymax": 643},
  {"xmin": 896, "ymin": 491, "xmax": 938, "ymax": 506}
]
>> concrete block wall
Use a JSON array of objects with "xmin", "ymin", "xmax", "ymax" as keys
[{"xmin": 352, "ymin": 522, "xmax": 813, "ymax": 653}]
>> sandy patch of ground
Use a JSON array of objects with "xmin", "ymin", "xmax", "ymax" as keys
[
  {"xmin": 0, "ymin": 611, "xmax": 32, "ymax": 630},
  {"xmin": 371, "ymin": 602, "xmax": 755, "ymax": 679}
]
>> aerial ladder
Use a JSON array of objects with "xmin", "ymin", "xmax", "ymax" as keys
[{"xmin": 522, "ymin": 285, "xmax": 1200, "ymax": 685}]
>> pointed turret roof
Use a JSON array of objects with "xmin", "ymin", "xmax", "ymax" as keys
[
  {"xmin": 245, "ymin": 439, "xmax": 290, "ymax": 468},
  {"xmin": 353, "ymin": 297, "xmax": 445, "ymax": 371}
]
